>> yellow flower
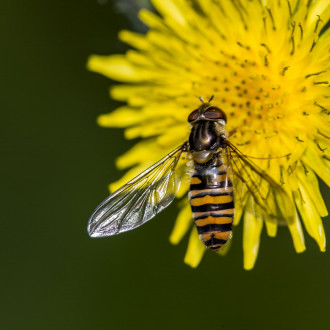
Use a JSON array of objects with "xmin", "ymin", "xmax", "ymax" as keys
[{"xmin": 88, "ymin": 0, "xmax": 330, "ymax": 270}]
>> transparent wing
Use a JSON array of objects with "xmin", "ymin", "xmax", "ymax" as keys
[
  {"xmin": 88, "ymin": 144, "xmax": 185, "ymax": 237},
  {"xmin": 225, "ymin": 141, "xmax": 294, "ymax": 224}
]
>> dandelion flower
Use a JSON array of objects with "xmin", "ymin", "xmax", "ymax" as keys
[{"xmin": 88, "ymin": 0, "xmax": 330, "ymax": 270}]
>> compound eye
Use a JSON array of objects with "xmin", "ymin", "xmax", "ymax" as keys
[
  {"xmin": 204, "ymin": 107, "xmax": 227, "ymax": 122},
  {"xmin": 188, "ymin": 109, "xmax": 199, "ymax": 122}
]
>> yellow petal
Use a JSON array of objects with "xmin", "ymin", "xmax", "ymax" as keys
[
  {"xmin": 115, "ymin": 139, "xmax": 157, "ymax": 170},
  {"xmin": 243, "ymin": 210, "xmax": 263, "ymax": 270},
  {"xmin": 303, "ymin": 141, "xmax": 330, "ymax": 186},
  {"xmin": 217, "ymin": 239, "xmax": 232, "ymax": 256},
  {"xmin": 169, "ymin": 201, "xmax": 192, "ymax": 245},
  {"xmin": 296, "ymin": 164, "xmax": 328, "ymax": 218},
  {"xmin": 87, "ymin": 55, "xmax": 143, "ymax": 82},
  {"xmin": 176, "ymin": 161, "xmax": 191, "ymax": 198},
  {"xmin": 233, "ymin": 204, "xmax": 243, "ymax": 226},
  {"xmin": 152, "ymin": 0, "xmax": 186, "ymax": 26},
  {"xmin": 294, "ymin": 182, "xmax": 326, "ymax": 252},
  {"xmin": 110, "ymin": 85, "xmax": 157, "ymax": 103},
  {"xmin": 97, "ymin": 106, "xmax": 143, "ymax": 128},
  {"xmin": 124, "ymin": 117, "xmax": 176, "ymax": 140},
  {"xmin": 264, "ymin": 216, "xmax": 277, "ymax": 237},
  {"xmin": 118, "ymin": 30, "xmax": 149, "ymax": 51},
  {"xmin": 138, "ymin": 9, "xmax": 170, "ymax": 32},
  {"xmin": 288, "ymin": 212, "xmax": 306, "ymax": 253},
  {"xmin": 184, "ymin": 227, "xmax": 206, "ymax": 268}
]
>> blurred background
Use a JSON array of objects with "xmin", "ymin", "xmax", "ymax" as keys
[{"xmin": 1, "ymin": 1, "xmax": 330, "ymax": 329}]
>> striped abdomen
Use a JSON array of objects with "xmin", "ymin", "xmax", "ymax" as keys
[{"xmin": 189, "ymin": 157, "xmax": 234, "ymax": 251}]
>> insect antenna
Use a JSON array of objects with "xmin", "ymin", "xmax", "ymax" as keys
[{"xmin": 198, "ymin": 95, "xmax": 214, "ymax": 104}]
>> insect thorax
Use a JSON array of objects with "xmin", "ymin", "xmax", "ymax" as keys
[{"xmin": 188, "ymin": 120, "xmax": 226, "ymax": 164}]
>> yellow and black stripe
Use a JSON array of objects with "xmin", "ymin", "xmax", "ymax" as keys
[{"xmin": 189, "ymin": 158, "xmax": 234, "ymax": 251}]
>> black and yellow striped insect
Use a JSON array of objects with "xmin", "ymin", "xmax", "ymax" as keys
[{"xmin": 88, "ymin": 97, "xmax": 292, "ymax": 251}]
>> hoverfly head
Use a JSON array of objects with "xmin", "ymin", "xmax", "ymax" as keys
[{"xmin": 188, "ymin": 96, "xmax": 227, "ymax": 126}]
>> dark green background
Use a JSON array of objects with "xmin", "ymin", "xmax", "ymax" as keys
[{"xmin": 1, "ymin": 1, "xmax": 330, "ymax": 329}]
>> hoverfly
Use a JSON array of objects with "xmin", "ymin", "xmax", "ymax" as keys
[{"xmin": 88, "ymin": 96, "xmax": 292, "ymax": 251}]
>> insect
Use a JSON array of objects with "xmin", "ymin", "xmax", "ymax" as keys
[{"xmin": 88, "ymin": 96, "xmax": 292, "ymax": 251}]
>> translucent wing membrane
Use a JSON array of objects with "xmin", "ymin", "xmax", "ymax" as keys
[
  {"xmin": 225, "ymin": 141, "xmax": 294, "ymax": 224},
  {"xmin": 88, "ymin": 145, "xmax": 185, "ymax": 237}
]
